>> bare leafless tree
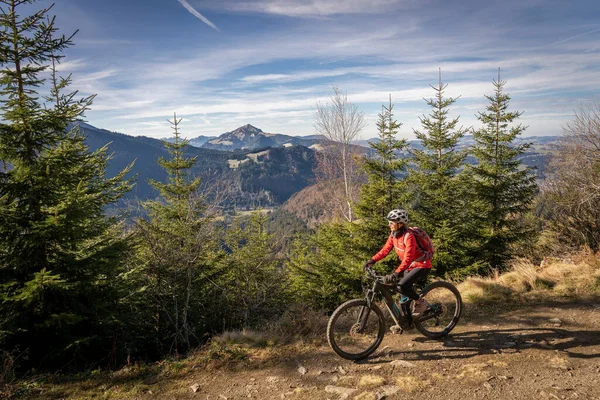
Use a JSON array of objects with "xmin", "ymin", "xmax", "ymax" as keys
[
  {"xmin": 314, "ymin": 86, "xmax": 366, "ymax": 222},
  {"xmin": 542, "ymin": 98, "xmax": 600, "ymax": 251}
]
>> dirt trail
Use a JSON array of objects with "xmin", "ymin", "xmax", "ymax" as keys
[{"xmin": 29, "ymin": 303, "xmax": 600, "ymax": 400}]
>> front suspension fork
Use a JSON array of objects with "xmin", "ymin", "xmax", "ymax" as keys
[{"xmin": 356, "ymin": 288, "xmax": 376, "ymax": 331}]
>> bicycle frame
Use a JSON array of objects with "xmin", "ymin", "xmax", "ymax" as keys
[{"xmin": 363, "ymin": 280, "xmax": 412, "ymax": 330}]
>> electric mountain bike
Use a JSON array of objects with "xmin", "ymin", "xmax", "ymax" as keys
[{"xmin": 327, "ymin": 266, "xmax": 462, "ymax": 360}]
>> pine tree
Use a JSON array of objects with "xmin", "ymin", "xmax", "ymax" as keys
[
  {"xmin": 0, "ymin": 0, "xmax": 133, "ymax": 368},
  {"xmin": 354, "ymin": 96, "xmax": 409, "ymax": 272},
  {"xmin": 135, "ymin": 114, "xmax": 219, "ymax": 355},
  {"xmin": 407, "ymin": 70, "xmax": 471, "ymax": 275},
  {"xmin": 468, "ymin": 70, "xmax": 537, "ymax": 270}
]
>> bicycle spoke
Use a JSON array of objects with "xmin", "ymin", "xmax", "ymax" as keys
[
  {"xmin": 414, "ymin": 281, "xmax": 462, "ymax": 338},
  {"xmin": 327, "ymin": 299, "xmax": 385, "ymax": 360}
]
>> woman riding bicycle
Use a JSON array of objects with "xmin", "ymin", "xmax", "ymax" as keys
[{"xmin": 362, "ymin": 209, "xmax": 430, "ymax": 315}]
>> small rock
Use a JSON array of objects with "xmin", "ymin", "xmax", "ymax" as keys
[
  {"xmin": 219, "ymin": 395, "xmax": 228, "ymax": 400},
  {"xmin": 338, "ymin": 366, "xmax": 347, "ymax": 375},
  {"xmin": 549, "ymin": 318, "xmax": 562, "ymax": 324},
  {"xmin": 325, "ymin": 385, "xmax": 358, "ymax": 400},
  {"xmin": 390, "ymin": 360, "xmax": 415, "ymax": 368},
  {"xmin": 483, "ymin": 382, "xmax": 493, "ymax": 390},
  {"xmin": 375, "ymin": 346, "xmax": 391, "ymax": 356},
  {"xmin": 298, "ymin": 365, "xmax": 307, "ymax": 375},
  {"xmin": 316, "ymin": 370, "xmax": 323, "ymax": 375},
  {"xmin": 266, "ymin": 376, "xmax": 279, "ymax": 383},
  {"xmin": 407, "ymin": 343, "xmax": 415, "ymax": 348},
  {"xmin": 377, "ymin": 385, "xmax": 400, "ymax": 398},
  {"xmin": 371, "ymin": 365, "xmax": 383, "ymax": 370},
  {"xmin": 190, "ymin": 383, "xmax": 200, "ymax": 393}
]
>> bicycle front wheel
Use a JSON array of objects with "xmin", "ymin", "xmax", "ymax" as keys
[
  {"xmin": 327, "ymin": 299, "xmax": 385, "ymax": 360},
  {"xmin": 414, "ymin": 281, "xmax": 462, "ymax": 339}
]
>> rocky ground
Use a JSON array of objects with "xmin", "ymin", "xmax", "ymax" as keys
[{"xmin": 12, "ymin": 302, "xmax": 600, "ymax": 400}]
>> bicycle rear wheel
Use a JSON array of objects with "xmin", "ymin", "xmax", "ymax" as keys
[
  {"xmin": 414, "ymin": 281, "xmax": 462, "ymax": 339},
  {"xmin": 327, "ymin": 299, "xmax": 385, "ymax": 360}
]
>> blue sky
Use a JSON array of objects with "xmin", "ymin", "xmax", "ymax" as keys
[{"xmin": 41, "ymin": 0, "xmax": 600, "ymax": 139}]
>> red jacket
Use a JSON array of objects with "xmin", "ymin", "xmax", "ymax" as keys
[{"xmin": 371, "ymin": 230, "xmax": 432, "ymax": 273}]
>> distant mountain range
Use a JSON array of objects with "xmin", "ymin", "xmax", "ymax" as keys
[{"xmin": 80, "ymin": 122, "xmax": 561, "ymax": 212}]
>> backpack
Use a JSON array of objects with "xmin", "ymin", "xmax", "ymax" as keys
[{"xmin": 404, "ymin": 227, "xmax": 435, "ymax": 263}]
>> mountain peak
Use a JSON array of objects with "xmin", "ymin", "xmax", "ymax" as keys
[
  {"xmin": 227, "ymin": 124, "xmax": 264, "ymax": 140},
  {"xmin": 240, "ymin": 124, "xmax": 261, "ymax": 131}
]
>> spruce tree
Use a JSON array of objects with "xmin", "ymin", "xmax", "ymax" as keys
[
  {"xmin": 408, "ymin": 70, "xmax": 471, "ymax": 276},
  {"xmin": 0, "ymin": 0, "xmax": 133, "ymax": 368},
  {"xmin": 468, "ymin": 70, "xmax": 537, "ymax": 270},
  {"xmin": 135, "ymin": 114, "xmax": 219, "ymax": 355},
  {"xmin": 354, "ymin": 96, "xmax": 409, "ymax": 272}
]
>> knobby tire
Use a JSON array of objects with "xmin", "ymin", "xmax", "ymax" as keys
[
  {"xmin": 413, "ymin": 280, "xmax": 462, "ymax": 339},
  {"xmin": 327, "ymin": 299, "xmax": 385, "ymax": 361}
]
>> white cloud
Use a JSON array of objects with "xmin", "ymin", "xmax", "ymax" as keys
[{"xmin": 221, "ymin": 0, "xmax": 406, "ymax": 17}]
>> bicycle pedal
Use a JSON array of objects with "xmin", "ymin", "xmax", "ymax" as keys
[
  {"xmin": 389, "ymin": 325, "xmax": 403, "ymax": 334},
  {"xmin": 401, "ymin": 323, "xmax": 414, "ymax": 331}
]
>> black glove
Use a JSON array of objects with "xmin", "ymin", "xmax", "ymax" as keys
[
  {"xmin": 362, "ymin": 259, "xmax": 375, "ymax": 271},
  {"xmin": 383, "ymin": 272, "xmax": 400, "ymax": 285}
]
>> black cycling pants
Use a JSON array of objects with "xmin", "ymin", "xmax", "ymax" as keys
[{"xmin": 399, "ymin": 268, "xmax": 430, "ymax": 300}]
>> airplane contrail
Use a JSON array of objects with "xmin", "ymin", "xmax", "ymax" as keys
[
  {"xmin": 542, "ymin": 27, "xmax": 600, "ymax": 48},
  {"xmin": 177, "ymin": 0, "xmax": 220, "ymax": 31}
]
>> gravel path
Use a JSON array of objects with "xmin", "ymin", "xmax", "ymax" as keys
[{"xmin": 184, "ymin": 303, "xmax": 600, "ymax": 400}]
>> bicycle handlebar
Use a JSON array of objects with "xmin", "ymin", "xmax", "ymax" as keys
[{"xmin": 364, "ymin": 266, "xmax": 384, "ymax": 281}]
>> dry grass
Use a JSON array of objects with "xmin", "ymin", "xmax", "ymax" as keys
[
  {"xmin": 264, "ymin": 304, "xmax": 330, "ymax": 344},
  {"xmin": 214, "ymin": 329, "xmax": 277, "ymax": 348},
  {"xmin": 206, "ymin": 305, "xmax": 329, "ymax": 358},
  {"xmin": 455, "ymin": 362, "xmax": 498, "ymax": 382},
  {"xmin": 354, "ymin": 392, "xmax": 378, "ymax": 400},
  {"xmin": 358, "ymin": 375, "xmax": 385, "ymax": 387},
  {"xmin": 458, "ymin": 252, "xmax": 600, "ymax": 304},
  {"xmin": 395, "ymin": 376, "xmax": 431, "ymax": 392}
]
